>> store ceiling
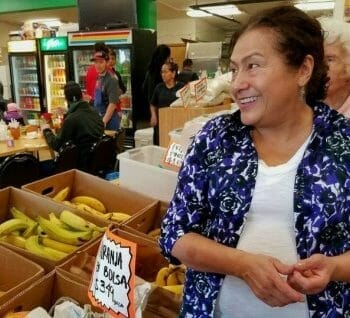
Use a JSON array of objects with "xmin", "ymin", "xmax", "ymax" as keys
[{"xmin": 0, "ymin": 1, "xmax": 333, "ymax": 33}]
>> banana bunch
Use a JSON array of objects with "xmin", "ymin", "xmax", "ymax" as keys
[
  {"xmin": 0, "ymin": 206, "xmax": 105, "ymax": 261},
  {"xmin": 147, "ymin": 228, "xmax": 161, "ymax": 240},
  {"xmin": 155, "ymin": 264, "xmax": 186, "ymax": 295},
  {"xmin": 51, "ymin": 187, "xmax": 132, "ymax": 224}
]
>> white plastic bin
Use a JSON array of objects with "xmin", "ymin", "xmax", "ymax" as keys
[
  {"xmin": 134, "ymin": 127, "xmax": 154, "ymax": 148},
  {"xmin": 117, "ymin": 145, "xmax": 178, "ymax": 202}
]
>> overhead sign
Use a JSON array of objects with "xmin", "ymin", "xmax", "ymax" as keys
[
  {"xmin": 89, "ymin": 227, "xmax": 136, "ymax": 318},
  {"xmin": 40, "ymin": 37, "xmax": 68, "ymax": 51},
  {"xmin": 8, "ymin": 40, "xmax": 36, "ymax": 53}
]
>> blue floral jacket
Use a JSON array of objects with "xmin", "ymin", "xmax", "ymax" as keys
[{"xmin": 159, "ymin": 102, "xmax": 350, "ymax": 318}]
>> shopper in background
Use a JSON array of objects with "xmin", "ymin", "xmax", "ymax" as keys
[
  {"xmin": 150, "ymin": 61, "xmax": 184, "ymax": 145},
  {"xmin": 319, "ymin": 17, "xmax": 350, "ymax": 117},
  {"xmin": 92, "ymin": 46, "xmax": 121, "ymax": 130},
  {"xmin": 142, "ymin": 44, "xmax": 171, "ymax": 121},
  {"xmin": 43, "ymin": 81, "xmax": 104, "ymax": 171},
  {"xmin": 4, "ymin": 103, "xmax": 24, "ymax": 125},
  {"xmin": 108, "ymin": 49, "xmax": 126, "ymax": 94},
  {"xmin": 85, "ymin": 41, "xmax": 108, "ymax": 103},
  {"xmin": 177, "ymin": 58, "xmax": 199, "ymax": 84},
  {"xmin": 159, "ymin": 6, "xmax": 350, "ymax": 317}
]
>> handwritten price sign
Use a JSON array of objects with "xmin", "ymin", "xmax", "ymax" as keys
[
  {"xmin": 194, "ymin": 77, "xmax": 207, "ymax": 101},
  {"xmin": 179, "ymin": 84, "xmax": 191, "ymax": 107},
  {"xmin": 89, "ymin": 228, "xmax": 136, "ymax": 318},
  {"xmin": 164, "ymin": 142, "xmax": 185, "ymax": 169}
]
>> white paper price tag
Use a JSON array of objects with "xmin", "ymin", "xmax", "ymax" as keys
[
  {"xmin": 164, "ymin": 142, "xmax": 185, "ymax": 168},
  {"xmin": 89, "ymin": 228, "xmax": 136, "ymax": 318},
  {"xmin": 194, "ymin": 77, "xmax": 207, "ymax": 101},
  {"xmin": 179, "ymin": 84, "xmax": 191, "ymax": 107}
]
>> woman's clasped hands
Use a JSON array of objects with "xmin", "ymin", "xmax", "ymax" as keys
[{"xmin": 239, "ymin": 253, "xmax": 336, "ymax": 307}]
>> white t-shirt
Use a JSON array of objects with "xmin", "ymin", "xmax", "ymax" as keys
[{"xmin": 214, "ymin": 137, "xmax": 311, "ymax": 318}]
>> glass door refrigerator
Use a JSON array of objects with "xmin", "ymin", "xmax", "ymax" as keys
[
  {"xmin": 68, "ymin": 29, "xmax": 156, "ymax": 147},
  {"xmin": 8, "ymin": 40, "xmax": 43, "ymax": 119},
  {"xmin": 39, "ymin": 37, "xmax": 69, "ymax": 113}
]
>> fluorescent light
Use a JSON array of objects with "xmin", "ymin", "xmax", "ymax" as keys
[
  {"xmin": 202, "ymin": 4, "xmax": 242, "ymax": 16},
  {"xmin": 186, "ymin": 8, "xmax": 212, "ymax": 17},
  {"xmin": 295, "ymin": 1, "xmax": 334, "ymax": 11}
]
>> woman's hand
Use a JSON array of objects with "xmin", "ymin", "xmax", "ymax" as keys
[
  {"xmin": 287, "ymin": 254, "xmax": 336, "ymax": 295},
  {"xmin": 238, "ymin": 253, "xmax": 304, "ymax": 307}
]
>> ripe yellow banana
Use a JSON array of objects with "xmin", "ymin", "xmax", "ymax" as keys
[
  {"xmin": 75, "ymin": 203, "xmax": 111, "ymax": 220},
  {"xmin": 0, "ymin": 219, "xmax": 29, "ymax": 236},
  {"xmin": 10, "ymin": 207, "xmax": 36, "ymax": 227},
  {"xmin": 166, "ymin": 271, "xmax": 180, "ymax": 286},
  {"xmin": 22, "ymin": 222, "xmax": 38, "ymax": 239},
  {"xmin": 40, "ymin": 236, "xmax": 77, "ymax": 254},
  {"xmin": 71, "ymin": 196, "xmax": 106, "ymax": 213},
  {"xmin": 25, "ymin": 235, "xmax": 68, "ymax": 261},
  {"xmin": 62, "ymin": 200, "xmax": 77, "ymax": 208},
  {"xmin": 176, "ymin": 270, "xmax": 185, "ymax": 284},
  {"xmin": 53, "ymin": 186, "xmax": 70, "ymax": 202},
  {"xmin": 0, "ymin": 234, "xmax": 26, "ymax": 248},
  {"xmin": 162, "ymin": 284, "xmax": 184, "ymax": 295},
  {"xmin": 37, "ymin": 216, "xmax": 92, "ymax": 246},
  {"xmin": 110, "ymin": 212, "xmax": 131, "ymax": 223},
  {"xmin": 155, "ymin": 267, "xmax": 170, "ymax": 287},
  {"xmin": 59, "ymin": 210, "xmax": 92, "ymax": 231},
  {"xmin": 49, "ymin": 212, "xmax": 70, "ymax": 230}
]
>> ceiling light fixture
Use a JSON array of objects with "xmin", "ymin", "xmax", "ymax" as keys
[
  {"xmin": 188, "ymin": 2, "xmax": 242, "ymax": 23},
  {"xmin": 294, "ymin": 1, "xmax": 334, "ymax": 11}
]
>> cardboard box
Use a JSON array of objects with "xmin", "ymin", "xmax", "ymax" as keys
[
  {"xmin": 0, "ymin": 245, "xmax": 44, "ymax": 307},
  {"xmin": 0, "ymin": 271, "xmax": 54, "ymax": 316},
  {"xmin": 0, "ymin": 187, "xmax": 107, "ymax": 272},
  {"xmin": 58, "ymin": 228, "xmax": 169, "ymax": 286},
  {"xmin": 122, "ymin": 201, "xmax": 169, "ymax": 245},
  {"xmin": 22, "ymin": 169, "xmax": 159, "ymax": 223}
]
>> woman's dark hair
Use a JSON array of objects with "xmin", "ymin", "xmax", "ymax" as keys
[
  {"xmin": 183, "ymin": 58, "xmax": 193, "ymax": 68},
  {"xmin": 0, "ymin": 82, "xmax": 3, "ymax": 97},
  {"xmin": 230, "ymin": 5, "xmax": 328, "ymax": 104},
  {"xmin": 148, "ymin": 44, "xmax": 171, "ymax": 74},
  {"xmin": 64, "ymin": 81, "xmax": 82, "ymax": 103}
]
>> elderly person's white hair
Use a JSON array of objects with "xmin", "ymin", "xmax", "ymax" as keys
[{"xmin": 318, "ymin": 16, "xmax": 350, "ymax": 75}]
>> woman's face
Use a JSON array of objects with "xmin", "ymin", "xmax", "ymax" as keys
[
  {"xmin": 230, "ymin": 28, "xmax": 304, "ymax": 128},
  {"xmin": 324, "ymin": 42, "xmax": 350, "ymax": 105},
  {"xmin": 161, "ymin": 64, "xmax": 176, "ymax": 83}
]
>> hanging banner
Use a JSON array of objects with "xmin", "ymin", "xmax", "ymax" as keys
[{"xmin": 88, "ymin": 227, "xmax": 136, "ymax": 318}]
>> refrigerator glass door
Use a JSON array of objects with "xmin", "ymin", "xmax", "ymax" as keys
[
  {"xmin": 11, "ymin": 54, "xmax": 40, "ymax": 111},
  {"xmin": 73, "ymin": 49, "xmax": 94, "ymax": 91},
  {"xmin": 115, "ymin": 47, "xmax": 132, "ymax": 128},
  {"xmin": 44, "ymin": 54, "xmax": 67, "ymax": 113}
]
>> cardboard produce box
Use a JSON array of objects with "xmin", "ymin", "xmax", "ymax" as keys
[
  {"xmin": 0, "ymin": 271, "xmax": 54, "ymax": 316},
  {"xmin": 0, "ymin": 245, "xmax": 44, "ymax": 307},
  {"xmin": 57, "ymin": 228, "xmax": 169, "ymax": 285},
  {"xmin": 122, "ymin": 201, "xmax": 169, "ymax": 246},
  {"xmin": 0, "ymin": 187, "xmax": 108, "ymax": 272},
  {"xmin": 22, "ymin": 169, "xmax": 159, "ymax": 224}
]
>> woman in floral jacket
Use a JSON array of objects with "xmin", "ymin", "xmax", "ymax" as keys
[{"xmin": 159, "ymin": 6, "xmax": 350, "ymax": 318}]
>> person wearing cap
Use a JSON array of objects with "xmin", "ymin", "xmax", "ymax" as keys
[
  {"xmin": 92, "ymin": 47, "xmax": 121, "ymax": 130},
  {"xmin": 4, "ymin": 103, "xmax": 24, "ymax": 125},
  {"xmin": 42, "ymin": 81, "xmax": 104, "ymax": 172}
]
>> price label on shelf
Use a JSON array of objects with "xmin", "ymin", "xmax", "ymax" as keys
[
  {"xmin": 164, "ymin": 142, "xmax": 185, "ymax": 169},
  {"xmin": 88, "ymin": 227, "xmax": 136, "ymax": 318}
]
